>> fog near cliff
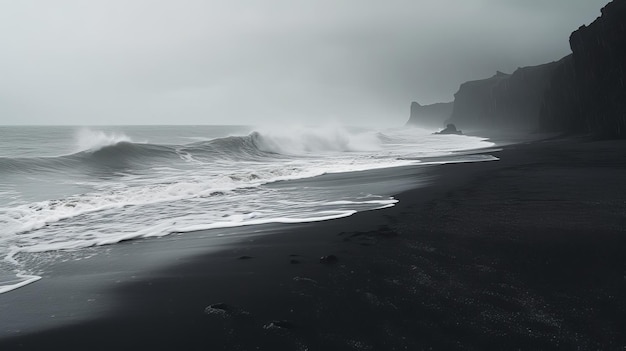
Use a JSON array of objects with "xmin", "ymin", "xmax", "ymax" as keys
[{"xmin": 0, "ymin": 0, "xmax": 607, "ymax": 126}]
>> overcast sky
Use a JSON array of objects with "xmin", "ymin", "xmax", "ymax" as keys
[{"xmin": 0, "ymin": 0, "xmax": 608, "ymax": 126}]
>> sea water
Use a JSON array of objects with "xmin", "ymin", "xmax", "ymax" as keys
[{"xmin": 0, "ymin": 125, "xmax": 495, "ymax": 293}]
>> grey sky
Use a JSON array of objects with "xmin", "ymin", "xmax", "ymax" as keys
[{"xmin": 0, "ymin": 0, "xmax": 608, "ymax": 126}]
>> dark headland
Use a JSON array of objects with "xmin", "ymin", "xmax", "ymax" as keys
[
  {"xmin": 408, "ymin": 0, "xmax": 626, "ymax": 138},
  {"xmin": 2, "ymin": 1, "xmax": 626, "ymax": 350}
]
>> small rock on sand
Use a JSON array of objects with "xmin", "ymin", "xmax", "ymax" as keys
[
  {"xmin": 263, "ymin": 320, "xmax": 295, "ymax": 330},
  {"xmin": 319, "ymin": 255, "xmax": 338, "ymax": 264}
]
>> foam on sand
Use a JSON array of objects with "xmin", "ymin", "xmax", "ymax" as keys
[{"xmin": 0, "ymin": 273, "xmax": 41, "ymax": 294}]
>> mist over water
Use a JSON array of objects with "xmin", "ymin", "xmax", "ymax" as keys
[
  {"xmin": 0, "ymin": 125, "xmax": 495, "ymax": 293},
  {"xmin": 0, "ymin": 1, "xmax": 603, "ymax": 126}
]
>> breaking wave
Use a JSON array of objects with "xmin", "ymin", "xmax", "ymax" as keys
[{"xmin": 0, "ymin": 127, "xmax": 389, "ymax": 175}]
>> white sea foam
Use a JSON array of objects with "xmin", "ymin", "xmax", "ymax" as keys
[
  {"xmin": 324, "ymin": 199, "xmax": 398, "ymax": 206},
  {"xmin": 161, "ymin": 210, "xmax": 359, "ymax": 235},
  {"xmin": 1, "ymin": 159, "xmax": 408, "ymax": 238}
]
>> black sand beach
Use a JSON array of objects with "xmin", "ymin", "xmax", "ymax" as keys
[{"xmin": 1, "ymin": 136, "xmax": 625, "ymax": 350}]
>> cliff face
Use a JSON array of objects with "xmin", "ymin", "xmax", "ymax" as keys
[
  {"xmin": 408, "ymin": 0, "xmax": 625, "ymax": 137},
  {"xmin": 448, "ymin": 63, "xmax": 559, "ymax": 131},
  {"xmin": 446, "ymin": 71, "xmax": 510, "ymax": 129},
  {"xmin": 541, "ymin": 0, "xmax": 626, "ymax": 138},
  {"xmin": 405, "ymin": 101, "xmax": 453, "ymax": 129}
]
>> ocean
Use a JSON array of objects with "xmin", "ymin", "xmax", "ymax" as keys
[{"xmin": 0, "ymin": 125, "xmax": 495, "ymax": 293}]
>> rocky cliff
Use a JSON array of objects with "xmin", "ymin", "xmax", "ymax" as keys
[
  {"xmin": 541, "ymin": 0, "xmax": 626, "ymax": 138},
  {"xmin": 405, "ymin": 101, "xmax": 453, "ymax": 129},
  {"xmin": 408, "ymin": 0, "xmax": 625, "ymax": 137},
  {"xmin": 447, "ymin": 63, "xmax": 559, "ymax": 131}
]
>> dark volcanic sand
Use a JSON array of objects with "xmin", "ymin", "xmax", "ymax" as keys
[{"xmin": 1, "ymin": 137, "xmax": 625, "ymax": 350}]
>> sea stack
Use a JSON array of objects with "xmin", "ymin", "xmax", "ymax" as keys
[
  {"xmin": 434, "ymin": 123, "xmax": 462, "ymax": 135},
  {"xmin": 406, "ymin": 101, "xmax": 454, "ymax": 129}
]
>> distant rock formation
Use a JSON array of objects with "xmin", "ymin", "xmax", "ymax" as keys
[
  {"xmin": 405, "ymin": 101, "xmax": 453, "ymax": 129},
  {"xmin": 447, "ymin": 63, "xmax": 559, "ymax": 131},
  {"xmin": 541, "ymin": 0, "xmax": 626, "ymax": 138},
  {"xmin": 434, "ymin": 123, "xmax": 462, "ymax": 135}
]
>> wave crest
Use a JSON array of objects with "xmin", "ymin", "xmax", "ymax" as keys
[
  {"xmin": 181, "ymin": 134, "xmax": 271, "ymax": 161},
  {"xmin": 0, "ymin": 127, "xmax": 387, "ymax": 175}
]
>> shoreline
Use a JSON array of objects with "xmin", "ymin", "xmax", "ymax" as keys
[{"xmin": 1, "ymin": 136, "xmax": 625, "ymax": 349}]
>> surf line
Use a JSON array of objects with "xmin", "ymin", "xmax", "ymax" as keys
[{"xmin": 0, "ymin": 273, "xmax": 42, "ymax": 294}]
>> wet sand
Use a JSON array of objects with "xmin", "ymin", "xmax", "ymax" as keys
[{"xmin": 1, "ymin": 136, "xmax": 625, "ymax": 350}]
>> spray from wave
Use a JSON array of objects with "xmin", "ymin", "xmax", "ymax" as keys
[
  {"xmin": 74, "ymin": 128, "xmax": 134, "ymax": 153},
  {"xmin": 252, "ymin": 125, "xmax": 382, "ymax": 155}
]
